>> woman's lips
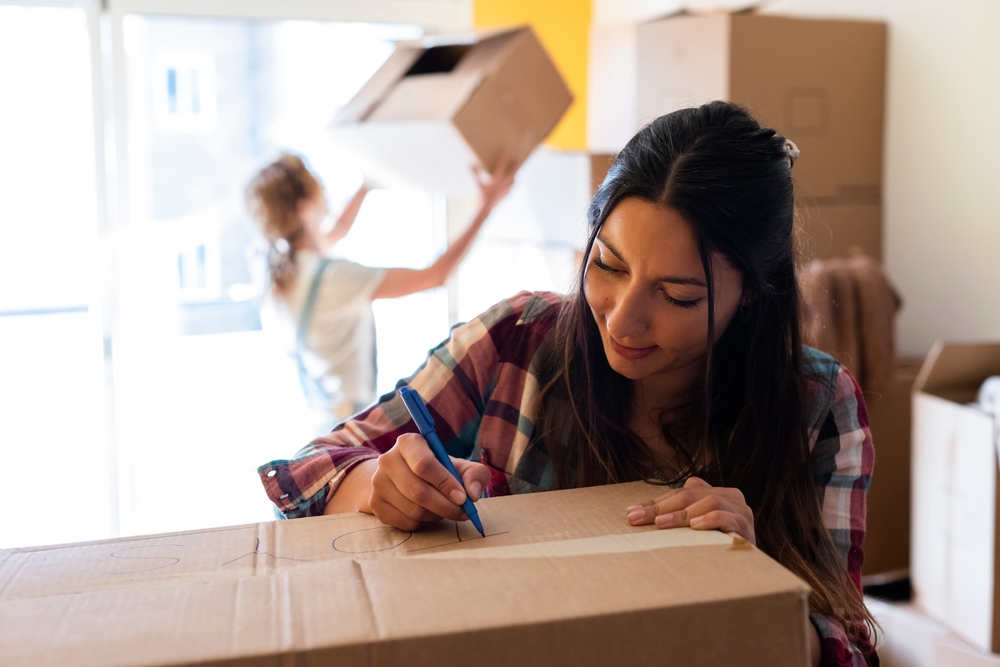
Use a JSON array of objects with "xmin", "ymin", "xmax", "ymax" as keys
[{"xmin": 609, "ymin": 337, "xmax": 658, "ymax": 360}]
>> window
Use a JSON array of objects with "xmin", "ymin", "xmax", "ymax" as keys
[
  {"xmin": 0, "ymin": 3, "xmax": 111, "ymax": 548},
  {"xmin": 0, "ymin": 0, "xmax": 591, "ymax": 549},
  {"xmin": 113, "ymin": 15, "xmax": 445, "ymax": 536}
]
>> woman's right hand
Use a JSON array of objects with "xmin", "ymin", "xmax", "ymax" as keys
[{"xmin": 362, "ymin": 433, "xmax": 493, "ymax": 531}]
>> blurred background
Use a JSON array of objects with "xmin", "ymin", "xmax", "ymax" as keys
[{"xmin": 1, "ymin": 6, "xmax": 999, "ymax": 659}]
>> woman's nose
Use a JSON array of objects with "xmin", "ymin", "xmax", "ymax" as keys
[{"xmin": 606, "ymin": 285, "xmax": 649, "ymax": 340}]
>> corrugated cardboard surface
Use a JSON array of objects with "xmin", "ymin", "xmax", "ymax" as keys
[
  {"xmin": 911, "ymin": 342, "xmax": 1000, "ymax": 653},
  {"xmin": 2, "ymin": 482, "xmax": 810, "ymax": 667}
]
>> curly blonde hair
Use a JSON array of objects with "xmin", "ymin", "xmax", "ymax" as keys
[{"xmin": 245, "ymin": 154, "xmax": 323, "ymax": 297}]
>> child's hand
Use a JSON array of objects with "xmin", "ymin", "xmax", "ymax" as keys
[
  {"xmin": 367, "ymin": 433, "xmax": 492, "ymax": 532},
  {"xmin": 472, "ymin": 151, "xmax": 517, "ymax": 213},
  {"xmin": 624, "ymin": 476, "xmax": 756, "ymax": 545}
]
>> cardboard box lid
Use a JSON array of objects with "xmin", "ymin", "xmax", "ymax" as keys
[
  {"xmin": 914, "ymin": 341, "xmax": 1000, "ymax": 401},
  {"xmin": 1, "ymin": 482, "xmax": 810, "ymax": 667}
]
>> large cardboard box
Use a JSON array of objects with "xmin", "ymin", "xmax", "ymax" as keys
[
  {"xmin": 911, "ymin": 342, "xmax": 1000, "ymax": 653},
  {"xmin": 330, "ymin": 27, "xmax": 573, "ymax": 196},
  {"xmin": 588, "ymin": 11, "xmax": 886, "ymax": 260},
  {"xmin": 1, "ymin": 482, "xmax": 811, "ymax": 666},
  {"xmin": 863, "ymin": 359, "xmax": 922, "ymax": 579}
]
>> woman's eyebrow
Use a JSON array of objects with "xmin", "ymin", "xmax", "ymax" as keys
[{"xmin": 596, "ymin": 235, "xmax": 707, "ymax": 288}]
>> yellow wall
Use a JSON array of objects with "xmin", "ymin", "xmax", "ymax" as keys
[{"xmin": 473, "ymin": 0, "xmax": 590, "ymax": 150}]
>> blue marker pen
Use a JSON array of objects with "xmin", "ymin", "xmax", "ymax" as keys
[{"xmin": 399, "ymin": 386, "xmax": 486, "ymax": 537}]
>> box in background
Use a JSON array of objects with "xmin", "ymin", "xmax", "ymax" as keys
[
  {"xmin": 588, "ymin": 11, "xmax": 887, "ymax": 260},
  {"xmin": 0, "ymin": 482, "xmax": 810, "ymax": 667},
  {"xmin": 863, "ymin": 358, "xmax": 923, "ymax": 580},
  {"xmin": 589, "ymin": 152, "xmax": 615, "ymax": 197},
  {"xmin": 911, "ymin": 342, "xmax": 1000, "ymax": 653},
  {"xmin": 330, "ymin": 27, "xmax": 572, "ymax": 196}
]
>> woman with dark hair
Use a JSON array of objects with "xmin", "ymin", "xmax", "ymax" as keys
[{"xmin": 259, "ymin": 101, "xmax": 877, "ymax": 666}]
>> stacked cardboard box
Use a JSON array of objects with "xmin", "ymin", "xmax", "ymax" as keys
[
  {"xmin": 863, "ymin": 359, "xmax": 923, "ymax": 580},
  {"xmin": 1, "ymin": 481, "xmax": 810, "ymax": 667},
  {"xmin": 588, "ymin": 10, "xmax": 887, "ymax": 260}
]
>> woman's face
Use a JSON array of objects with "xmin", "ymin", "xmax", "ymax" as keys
[{"xmin": 584, "ymin": 197, "xmax": 745, "ymax": 385}]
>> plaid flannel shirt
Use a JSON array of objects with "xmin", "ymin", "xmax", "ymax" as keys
[{"xmin": 259, "ymin": 291, "xmax": 877, "ymax": 667}]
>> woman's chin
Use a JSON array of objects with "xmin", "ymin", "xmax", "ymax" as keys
[{"xmin": 604, "ymin": 351, "xmax": 655, "ymax": 380}]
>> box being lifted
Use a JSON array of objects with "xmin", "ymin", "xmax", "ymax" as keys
[
  {"xmin": 1, "ymin": 482, "xmax": 810, "ymax": 667},
  {"xmin": 330, "ymin": 27, "xmax": 573, "ymax": 196}
]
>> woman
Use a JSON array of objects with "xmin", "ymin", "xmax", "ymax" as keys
[
  {"xmin": 259, "ymin": 103, "xmax": 877, "ymax": 666},
  {"xmin": 246, "ymin": 153, "xmax": 516, "ymax": 419}
]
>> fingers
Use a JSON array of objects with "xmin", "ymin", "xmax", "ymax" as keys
[
  {"xmin": 626, "ymin": 485, "xmax": 746, "ymax": 526},
  {"xmin": 369, "ymin": 492, "xmax": 430, "ymax": 532},
  {"xmin": 453, "ymin": 459, "xmax": 492, "ymax": 502},
  {"xmin": 624, "ymin": 482, "xmax": 756, "ymax": 545},
  {"xmin": 688, "ymin": 510, "xmax": 754, "ymax": 542},
  {"xmin": 650, "ymin": 494, "xmax": 744, "ymax": 529},
  {"xmin": 375, "ymin": 434, "xmax": 468, "ymax": 522},
  {"xmin": 491, "ymin": 150, "xmax": 513, "ymax": 179},
  {"xmin": 371, "ymin": 472, "xmax": 444, "ymax": 524},
  {"xmin": 472, "ymin": 151, "xmax": 518, "ymax": 204},
  {"xmin": 683, "ymin": 476, "xmax": 712, "ymax": 489}
]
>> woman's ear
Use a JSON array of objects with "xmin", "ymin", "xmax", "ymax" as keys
[{"xmin": 740, "ymin": 292, "xmax": 752, "ymax": 308}]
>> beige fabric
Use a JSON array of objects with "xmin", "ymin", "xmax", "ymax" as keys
[
  {"xmin": 800, "ymin": 252, "xmax": 901, "ymax": 391},
  {"xmin": 261, "ymin": 250, "xmax": 387, "ymax": 409}
]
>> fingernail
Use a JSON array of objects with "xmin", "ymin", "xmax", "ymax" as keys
[
  {"xmin": 655, "ymin": 512, "xmax": 674, "ymax": 528},
  {"xmin": 449, "ymin": 489, "xmax": 467, "ymax": 504},
  {"xmin": 469, "ymin": 481, "xmax": 483, "ymax": 501},
  {"xmin": 626, "ymin": 504, "xmax": 641, "ymax": 513},
  {"xmin": 627, "ymin": 509, "xmax": 645, "ymax": 523},
  {"xmin": 689, "ymin": 516, "xmax": 703, "ymax": 528}
]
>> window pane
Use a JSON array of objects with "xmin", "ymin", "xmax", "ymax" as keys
[
  {"xmin": 0, "ymin": 5, "xmax": 110, "ymax": 548},
  {"xmin": 115, "ymin": 15, "xmax": 446, "ymax": 536}
]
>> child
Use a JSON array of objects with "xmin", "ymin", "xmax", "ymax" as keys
[
  {"xmin": 246, "ymin": 153, "xmax": 516, "ymax": 419},
  {"xmin": 260, "ymin": 104, "xmax": 877, "ymax": 666}
]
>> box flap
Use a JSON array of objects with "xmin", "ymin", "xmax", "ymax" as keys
[
  {"xmin": 336, "ymin": 27, "xmax": 525, "ymax": 124},
  {"xmin": 914, "ymin": 341, "xmax": 1000, "ymax": 397},
  {"xmin": 335, "ymin": 45, "xmax": 425, "ymax": 123}
]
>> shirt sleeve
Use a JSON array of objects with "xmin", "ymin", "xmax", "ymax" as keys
[
  {"xmin": 316, "ymin": 259, "xmax": 387, "ymax": 311},
  {"xmin": 258, "ymin": 297, "xmax": 512, "ymax": 518},
  {"xmin": 808, "ymin": 365, "xmax": 878, "ymax": 666}
]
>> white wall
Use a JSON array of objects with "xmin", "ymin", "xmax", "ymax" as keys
[{"xmin": 592, "ymin": 0, "xmax": 1000, "ymax": 357}]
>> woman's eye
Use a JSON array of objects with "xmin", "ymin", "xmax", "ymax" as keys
[
  {"xmin": 664, "ymin": 294, "xmax": 700, "ymax": 309},
  {"xmin": 592, "ymin": 257, "xmax": 621, "ymax": 274}
]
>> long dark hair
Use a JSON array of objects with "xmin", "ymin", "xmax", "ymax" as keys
[{"xmin": 534, "ymin": 101, "xmax": 875, "ymax": 651}]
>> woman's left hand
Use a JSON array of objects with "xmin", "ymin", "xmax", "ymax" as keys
[{"xmin": 625, "ymin": 476, "xmax": 756, "ymax": 545}]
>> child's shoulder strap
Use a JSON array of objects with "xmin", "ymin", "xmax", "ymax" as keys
[{"xmin": 296, "ymin": 257, "xmax": 332, "ymax": 348}]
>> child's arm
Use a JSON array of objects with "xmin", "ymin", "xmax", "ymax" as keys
[
  {"xmin": 371, "ymin": 153, "xmax": 517, "ymax": 300},
  {"xmin": 319, "ymin": 184, "xmax": 368, "ymax": 253}
]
